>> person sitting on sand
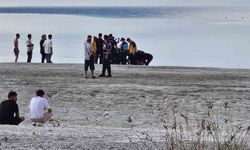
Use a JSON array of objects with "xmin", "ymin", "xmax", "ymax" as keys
[
  {"xmin": 29, "ymin": 89, "xmax": 53, "ymax": 126},
  {"xmin": 84, "ymin": 36, "xmax": 96, "ymax": 78},
  {"xmin": 0, "ymin": 91, "xmax": 25, "ymax": 125},
  {"xmin": 13, "ymin": 33, "xmax": 20, "ymax": 63}
]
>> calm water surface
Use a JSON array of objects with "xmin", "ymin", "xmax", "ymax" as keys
[{"xmin": 0, "ymin": 6, "xmax": 250, "ymax": 68}]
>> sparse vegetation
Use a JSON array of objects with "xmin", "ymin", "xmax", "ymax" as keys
[{"xmin": 130, "ymin": 101, "xmax": 250, "ymax": 150}]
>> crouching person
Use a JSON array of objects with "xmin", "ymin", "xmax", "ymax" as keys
[
  {"xmin": 29, "ymin": 89, "xmax": 53, "ymax": 126},
  {"xmin": 0, "ymin": 91, "xmax": 25, "ymax": 125}
]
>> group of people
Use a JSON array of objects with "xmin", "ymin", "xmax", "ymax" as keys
[
  {"xmin": 0, "ymin": 90, "xmax": 53, "ymax": 126},
  {"xmin": 12, "ymin": 33, "xmax": 153, "ymax": 66},
  {"xmin": 13, "ymin": 33, "xmax": 54, "ymax": 63},
  {"xmin": 83, "ymin": 33, "xmax": 154, "ymax": 78},
  {"xmin": 84, "ymin": 34, "xmax": 112, "ymax": 78},
  {"xmin": 88, "ymin": 33, "xmax": 153, "ymax": 66}
]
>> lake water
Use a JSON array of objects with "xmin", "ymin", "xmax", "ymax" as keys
[{"xmin": 0, "ymin": 6, "xmax": 250, "ymax": 68}]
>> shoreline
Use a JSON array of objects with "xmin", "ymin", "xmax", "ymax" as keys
[{"xmin": 0, "ymin": 62, "xmax": 250, "ymax": 70}]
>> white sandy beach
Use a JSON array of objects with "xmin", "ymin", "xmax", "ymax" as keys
[{"xmin": 0, "ymin": 63, "xmax": 249, "ymax": 149}]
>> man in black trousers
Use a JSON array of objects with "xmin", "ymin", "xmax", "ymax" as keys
[
  {"xmin": 40, "ymin": 34, "xmax": 46, "ymax": 63},
  {"xmin": 26, "ymin": 34, "xmax": 34, "ymax": 63},
  {"xmin": 96, "ymin": 33, "xmax": 104, "ymax": 64},
  {"xmin": 99, "ymin": 35, "xmax": 112, "ymax": 77}
]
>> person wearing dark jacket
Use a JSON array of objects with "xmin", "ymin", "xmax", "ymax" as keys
[
  {"xmin": 109, "ymin": 34, "xmax": 117, "ymax": 64},
  {"xmin": 99, "ymin": 35, "xmax": 112, "ymax": 77},
  {"xmin": 135, "ymin": 50, "xmax": 153, "ymax": 65},
  {"xmin": 0, "ymin": 91, "xmax": 25, "ymax": 125},
  {"xmin": 96, "ymin": 33, "xmax": 104, "ymax": 64},
  {"xmin": 143, "ymin": 52, "xmax": 153, "ymax": 65},
  {"xmin": 40, "ymin": 34, "xmax": 46, "ymax": 63}
]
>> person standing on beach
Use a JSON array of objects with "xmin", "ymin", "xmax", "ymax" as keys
[
  {"xmin": 109, "ymin": 34, "xmax": 117, "ymax": 64},
  {"xmin": 29, "ymin": 89, "xmax": 53, "ymax": 126},
  {"xmin": 40, "ymin": 34, "xmax": 46, "ymax": 63},
  {"xmin": 119, "ymin": 38, "xmax": 129, "ymax": 64},
  {"xmin": 99, "ymin": 35, "xmax": 112, "ymax": 77},
  {"xmin": 43, "ymin": 34, "xmax": 53, "ymax": 63},
  {"xmin": 127, "ymin": 38, "xmax": 137, "ymax": 65},
  {"xmin": 96, "ymin": 33, "xmax": 104, "ymax": 64},
  {"xmin": 0, "ymin": 91, "xmax": 25, "ymax": 125},
  {"xmin": 26, "ymin": 34, "xmax": 34, "ymax": 63},
  {"xmin": 84, "ymin": 36, "xmax": 96, "ymax": 78},
  {"xmin": 13, "ymin": 33, "xmax": 20, "ymax": 63},
  {"xmin": 92, "ymin": 36, "xmax": 97, "ymax": 63}
]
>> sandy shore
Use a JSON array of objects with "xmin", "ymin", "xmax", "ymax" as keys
[{"xmin": 0, "ymin": 63, "xmax": 249, "ymax": 149}]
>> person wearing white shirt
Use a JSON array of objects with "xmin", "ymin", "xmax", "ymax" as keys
[
  {"xmin": 43, "ymin": 34, "xmax": 53, "ymax": 63},
  {"xmin": 26, "ymin": 34, "xmax": 34, "ymax": 63},
  {"xmin": 29, "ymin": 89, "xmax": 53, "ymax": 126}
]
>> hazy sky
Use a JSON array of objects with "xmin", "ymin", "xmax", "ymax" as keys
[{"xmin": 1, "ymin": 0, "xmax": 250, "ymax": 7}]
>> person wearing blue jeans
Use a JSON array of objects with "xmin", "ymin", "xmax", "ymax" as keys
[
  {"xmin": 43, "ymin": 34, "xmax": 53, "ymax": 63},
  {"xmin": 45, "ymin": 54, "xmax": 52, "ymax": 63}
]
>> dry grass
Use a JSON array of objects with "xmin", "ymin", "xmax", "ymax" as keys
[{"xmin": 130, "ymin": 101, "xmax": 250, "ymax": 150}]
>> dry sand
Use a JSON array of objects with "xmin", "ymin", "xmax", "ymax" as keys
[{"xmin": 0, "ymin": 63, "xmax": 249, "ymax": 149}]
